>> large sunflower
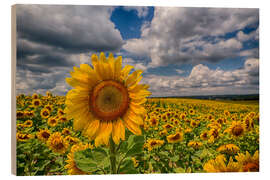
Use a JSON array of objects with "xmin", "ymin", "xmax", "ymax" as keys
[{"xmin": 65, "ymin": 53, "xmax": 151, "ymax": 147}]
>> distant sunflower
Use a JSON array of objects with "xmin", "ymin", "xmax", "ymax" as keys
[
  {"xmin": 23, "ymin": 120, "xmax": 33, "ymax": 127},
  {"xmin": 145, "ymin": 139, "xmax": 164, "ymax": 151},
  {"xmin": 225, "ymin": 121, "xmax": 245, "ymax": 137},
  {"xmin": 40, "ymin": 108, "xmax": 50, "ymax": 119},
  {"xmin": 48, "ymin": 117, "xmax": 58, "ymax": 127},
  {"xmin": 217, "ymin": 144, "xmax": 240, "ymax": 155},
  {"xmin": 57, "ymin": 109, "xmax": 65, "ymax": 116},
  {"xmin": 64, "ymin": 135, "xmax": 80, "ymax": 145},
  {"xmin": 189, "ymin": 109, "xmax": 195, "ymax": 115},
  {"xmin": 47, "ymin": 132, "xmax": 69, "ymax": 154},
  {"xmin": 59, "ymin": 116, "xmax": 69, "ymax": 123},
  {"xmin": 149, "ymin": 116, "xmax": 159, "ymax": 126},
  {"xmin": 32, "ymin": 93, "xmax": 38, "ymax": 99},
  {"xmin": 188, "ymin": 141, "xmax": 203, "ymax": 150},
  {"xmin": 200, "ymin": 131, "xmax": 208, "ymax": 141},
  {"xmin": 16, "ymin": 111, "xmax": 24, "ymax": 119},
  {"xmin": 44, "ymin": 104, "xmax": 53, "ymax": 112},
  {"xmin": 16, "ymin": 132, "xmax": 33, "ymax": 142},
  {"xmin": 32, "ymin": 99, "xmax": 41, "ymax": 107},
  {"xmin": 37, "ymin": 129, "xmax": 51, "ymax": 143},
  {"xmin": 65, "ymin": 52, "xmax": 151, "ymax": 146},
  {"xmin": 163, "ymin": 123, "xmax": 173, "ymax": 130},
  {"xmin": 167, "ymin": 132, "xmax": 183, "ymax": 143},
  {"xmin": 62, "ymin": 128, "xmax": 72, "ymax": 136}
]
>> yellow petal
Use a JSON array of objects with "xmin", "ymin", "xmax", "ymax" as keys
[
  {"xmin": 83, "ymin": 119, "xmax": 100, "ymax": 139},
  {"xmin": 124, "ymin": 118, "xmax": 141, "ymax": 135},
  {"xmin": 95, "ymin": 121, "xmax": 112, "ymax": 147},
  {"xmin": 114, "ymin": 56, "xmax": 122, "ymax": 81}
]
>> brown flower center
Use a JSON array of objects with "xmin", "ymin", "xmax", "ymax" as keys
[
  {"xmin": 90, "ymin": 80, "xmax": 129, "ymax": 121},
  {"xmin": 232, "ymin": 125, "xmax": 244, "ymax": 136}
]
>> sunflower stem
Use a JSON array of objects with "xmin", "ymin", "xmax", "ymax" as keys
[{"xmin": 109, "ymin": 137, "xmax": 117, "ymax": 174}]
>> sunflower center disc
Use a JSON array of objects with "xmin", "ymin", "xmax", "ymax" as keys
[{"xmin": 91, "ymin": 80, "xmax": 129, "ymax": 121}]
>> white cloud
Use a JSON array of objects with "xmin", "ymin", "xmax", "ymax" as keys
[
  {"xmin": 237, "ymin": 28, "xmax": 259, "ymax": 42},
  {"xmin": 141, "ymin": 58, "xmax": 259, "ymax": 96},
  {"xmin": 123, "ymin": 7, "xmax": 259, "ymax": 68}
]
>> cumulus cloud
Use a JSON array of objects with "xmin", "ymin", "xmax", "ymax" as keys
[
  {"xmin": 141, "ymin": 58, "xmax": 259, "ymax": 96},
  {"xmin": 123, "ymin": 7, "xmax": 259, "ymax": 67}
]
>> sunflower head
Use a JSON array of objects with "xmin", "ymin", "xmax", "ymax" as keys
[
  {"xmin": 32, "ymin": 99, "xmax": 42, "ymax": 107},
  {"xmin": 48, "ymin": 117, "xmax": 58, "ymax": 127},
  {"xmin": 37, "ymin": 129, "xmax": 51, "ymax": 143},
  {"xmin": 40, "ymin": 108, "xmax": 50, "ymax": 119},
  {"xmin": 167, "ymin": 132, "xmax": 183, "ymax": 143},
  {"xmin": 227, "ymin": 121, "xmax": 245, "ymax": 137},
  {"xmin": 235, "ymin": 151, "xmax": 259, "ymax": 172},
  {"xmin": 47, "ymin": 132, "xmax": 69, "ymax": 154},
  {"xmin": 23, "ymin": 120, "xmax": 33, "ymax": 127},
  {"xmin": 16, "ymin": 132, "xmax": 33, "ymax": 142},
  {"xmin": 65, "ymin": 52, "xmax": 151, "ymax": 147}
]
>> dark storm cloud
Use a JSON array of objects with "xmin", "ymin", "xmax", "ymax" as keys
[
  {"xmin": 16, "ymin": 5, "xmax": 124, "ymax": 53},
  {"xmin": 15, "ymin": 4, "xmax": 125, "ymax": 95}
]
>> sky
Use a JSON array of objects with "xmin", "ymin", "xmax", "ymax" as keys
[{"xmin": 16, "ymin": 5, "xmax": 259, "ymax": 97}]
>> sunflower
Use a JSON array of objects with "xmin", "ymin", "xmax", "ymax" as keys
[
  {"xmin": 159, "ymin": 129, "xmax": 168, "ymax": 136},
  {"xmin": 167, "ymin": 132, "xmax": 183, "ymax": 143},
  {"xmin": 37, "ymin": 129, "xmax": 51, "ymax": 143},
  {"xmin": 23, "ymin": 120, "xmax": 33, "ymax": 128},
  {"xmin": 184, "ymin": 128, "xmax": 192, "ymax": 134},
  {"xmin": 57, "ymin": 109, "xmax": 65, "ymax": 116},
  {"xmin": 65, "ymin": 52, "xmax": 151, "ymax": 147},
  {"xmin": 131, "ymin": 157, "xmax": 139, "ymax": 168},
  {"xmin": 62, "ymin": 128, "xmax": 72, "ymax": 136},
  {"xmin": 32, "ymin": 93, "xmax": 38, "ymax": 99},
  {"xmin": 149, "ymin": 116, "xmax": 159, "ymax": 126},
  {"xmin": 203, "ymin": 155, "xmax": 241, "ymax": 172},
  {"xmin": 200, "ymin": 131, "xmax": 208, "ymax": 141},
  {"xmin": 40, "ymin": 108, "xmax": 50, "ymax": 119},
  {"xmin": 59, "ymin": 116, "xmax": 69, "ymax": 123},
  {"xmin": 145, "ymin": 139, "xmax": 164, "ymax": 151},
  {"xmin": 32, "ymin": 99, "xmax": 42, "ymax": 107},
  {"xmin": 224, "ymin": 121, "xmax": 245, "ymax": 137},
  {"xmin": 47, "ymin": 117, "xmax": 58, "ymax": 127},
  {"xmin": 65, "ymin": 143, "xmax": 92, "ymax": 175},
  {"xmin": 188, "ymin": 141, "xmax": 203, "ymax": 150},
  {"xmin": 64, "ymin": 136, "xmax": 80, "ymax": 145},
  {"xmin": 189, "ymin": 109, "xmax": 195, "ymax": 115},
  {"xmin": 163, "ymin": 123, "xmax": 173, "ymax": 130},
  {"xmin": 235, "ymin": 151, "xmax": 259, "ymax": 172},
  {"xmin": 16, "ymin": 132, "xmax": 33, "ymax": 142},
  {"xmin": 217, "ymin": 144, "xmax": 240, "ymax": 155},
  {"xmin": 242, "ymin": 116, "xmax": 254, "ymax": 131},
  {"xmin": 44, "ymin": 104, "xmax": 53, "ymax": 112},
  {"xmin": 190, "ymin": 120, "xmax": 198, "ymax": 128},
  {"xmin": 47, "ymin": 132, "xmax": 69, "ymax": 154},
  {"xmin": 16, "ymin": 111, "xmax": 24, "ymax": 119}
]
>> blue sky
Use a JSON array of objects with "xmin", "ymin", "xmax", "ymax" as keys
[{"xmin": 16, "ymin": 5, "xmax": 259, "ymax": 96}]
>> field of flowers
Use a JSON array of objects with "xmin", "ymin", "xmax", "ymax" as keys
[{"xmin": 16, "ymin": 92, "xmax": 259, "ymax": 175}]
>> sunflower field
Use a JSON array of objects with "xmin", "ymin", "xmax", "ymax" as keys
[{"xmin": 16, "ymin": 92, "xmax": 259, "ymax": 175}]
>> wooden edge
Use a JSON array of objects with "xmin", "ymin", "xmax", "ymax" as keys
[{"xmin": 11, "ymin": 4, "xmax": 17, "ymax": 176}]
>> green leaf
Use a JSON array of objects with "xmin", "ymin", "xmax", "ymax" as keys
[
  {"xmin": 174, "ymin": 167, "xmax": 185, "ymax": 173},
  {"xmin": 125, "ymin": 142, "xmax": 144, "ymax": 157},
  {"xmin": 74, "ymin": 148, "xmax": 109, "ymax": 173},
  {"xmin": 171, "ymin": 155, "xmax": 179, "ymax": 162},
  {"xmin": 119, "ymin": 159, "xmax": 138, "ymax": 174}
]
